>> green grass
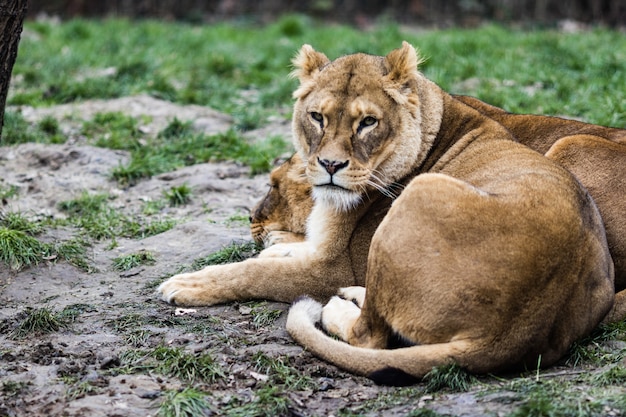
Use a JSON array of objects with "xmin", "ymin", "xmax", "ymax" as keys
[
  {"xmin": 158, "ymin": 388, "xmax": 213, "ymax": 417},
  {"xmin": 566, "ymin": 321, "xmax": 626, "ymax": 366},
  {"xmin": 57, "ymin": 191, "xmax": 176, "ymax": 240},
  {"xmin": 191, "ymin": 241, "xmax": 262, "ymax": 270},
  {"xmin": 0, "ymin": 184, "xmax": 20, "ymax": 200},
  {"xmin": 112, "ymin": 250, "xmax": 156, "ymax": 271},
  {"xmin": 0, "ymin": 211, "xmax": 94, "ymax": 272},
  {"xmin": 252, "ymin": 352, "xmax": 314, "ymax": 390},
  {"xmin": 423, "ymin": 363, "xmax": 477, "ymax": 393},
  {"xmin": 1, "ymin": 111, "xmax": 65, "ymax": 145},
  {"xmin": 164, "ymin": 184, "xmax": 193, "ymax": 207},
  {"xmin": 82, "ymin": 111, "xmax": 144, "ymax": 151},
  {"xmin": 120, "ymin": 345, "xmax": 225, "ymax": 383},
  {"xmin": 111, "ymin": 127, "xmax": 286, "ymax": 185},
  {"xmin": 9, "ymin": 17, "xmax": 626, "ymax": 129},
  {"xmin": 10, "ymin": 307, "xmax": 68, "ymax": 339}
]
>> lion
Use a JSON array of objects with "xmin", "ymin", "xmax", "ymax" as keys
[
  {"xmin": 250, "ymin": 97, "xmax": 626, "ymax": 323},
  {"xmin": 158, "ymin": 42, "xmax": 614, "ymax": 384}
]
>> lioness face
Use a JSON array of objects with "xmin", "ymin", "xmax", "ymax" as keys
[{"xmin": 291, "ymin": 43, "xmax": 425, "ymax": 211}]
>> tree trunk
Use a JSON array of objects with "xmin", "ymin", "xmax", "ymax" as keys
[{"xmin": 0, "ymin": 0, "xmax": 27, "ymax": 140}]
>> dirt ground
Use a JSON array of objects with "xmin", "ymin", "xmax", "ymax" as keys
[{"xmin": 0, "ymin": 97, "xmax": 621, "ymax": 417}]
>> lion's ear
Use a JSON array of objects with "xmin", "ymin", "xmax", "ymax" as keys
[
  {"xmin": 384, "ymin": 41, "xmax": 423, "ymax": 83},
  {"xmin": 290, "ymin": 44, "xmax": 330, "ymax": 83}
]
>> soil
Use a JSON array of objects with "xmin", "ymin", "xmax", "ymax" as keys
[{"xmin": 0, "ymin": 96, "xmax": 618, "ymax": 417}]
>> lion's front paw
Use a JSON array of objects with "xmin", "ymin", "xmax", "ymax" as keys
[
  {"xmin": 258, "ymin": 242, "xmax": 315, "ymax": 259},
  {"xmin": 337, "ymin": 286, "xmax": 366, "ymax": 308},
  {"xmin": 265, "ymin": 231, "xmax": 306, "ymax": 247},
  {"xmin": 321, "ymin": 296, "xmax": 361, "ymax": 342},
  {"xmin": 157, "ymin": 271, "xmax": 220, "ymax": 306}
]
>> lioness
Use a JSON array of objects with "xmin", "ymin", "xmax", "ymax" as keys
[
  {"xmin": 159, "ymin": 43, "xmax": 614, "ymax": 383},
  {"xmin": 251, "ymin": 98, "xmax": 626, "ymax": 323}
]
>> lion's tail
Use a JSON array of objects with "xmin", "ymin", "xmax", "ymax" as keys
[{"xmin": 286, "ymin": 297, "xmax": 473, "ymax": 386}]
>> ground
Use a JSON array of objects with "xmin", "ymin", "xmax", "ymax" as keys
[{"xmin": 1, "ymin": 97, "xmax": 625, "ymax": 417}]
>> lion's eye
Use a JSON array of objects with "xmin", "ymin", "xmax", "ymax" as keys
[
  {"xmin": 359, "ymin": 116, "xmax": 378, "ymax": 129},
  {"xmin": 310, "ymin": 112, "xmax": 324, "ymax": 126}
]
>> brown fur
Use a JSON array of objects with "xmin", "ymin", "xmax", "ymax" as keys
[
  {"xmin": 251, "ymin": 96, "xmax": 626, "ymax": 323},
  {"xmin": 158, "ymin": 43, "xmax": 614, "ymax": 384}
]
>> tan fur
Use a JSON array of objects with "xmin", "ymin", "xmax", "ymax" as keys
[
  {"xmin": 158, "ymin": 43, "xmax": 614, "ymax": 383},
  {"xmin": 252, "ymin": 96, "xmax": 626, "ymax": 324},
  {"xmin": 250, "ymin": 154, "xmax": 310, "ymax": 247}
]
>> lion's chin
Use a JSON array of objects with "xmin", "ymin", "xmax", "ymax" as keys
[{"xmin": 312, "ymin": 185, "xmax": 362, "ymax": 212}]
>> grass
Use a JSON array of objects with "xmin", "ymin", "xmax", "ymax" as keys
[
  {"xmin": 82, "ymin": 111, "xmax": 144, "ymax": 151},
  {"xmin": 57, "ymin": 191, "xmax": 176, "ymax": 240},
  {"xmin": 158, "ymin": 388, "xmax": 213, "ymax": 417},
  {"xmin": 1, "ymin": 381, "xmax": 31, "ymax": 398},
  {"xmin": 566, "ymin": 321, "xmax": 626, "ymax": 366},
  {"xmin": 190, "ymin": 241, "xmax": 262, "ymax": 270},
  {"xmin": 0, "ymin": 211, "xmax": 95, "ymax": 272},
  {"xmin": 119, "ymin": 345, "xmax": 225, "ymax": 383},
  {"xmin": 112, "ymin": 250, "xmax": 156, "ymax": 271},
  {"xmin": 9, "ymin": 17, "xmax": 626, "ymax": 130},
  {"xmin": 164, "ymin": 184, "xmax": 193, "ymax": 207},
  {"xmin": 0, "ymin": 184, "xmax": 20, "ymax": 200},
  {"xmin": 222, "ymin": 385, "xmax": 291, "ymax": 417},
  {"xmin": 423, "ymin": 363, "xmax": 477, "ymax": 393},
  {"xmin": 252, "ymin": 352, "xmax": 314, "ymax": 390},
  {"xmin": 110, "ymin": 126, "xmax": 286, "ymax": 185},
  {"xmin": 9, "ymin": 307, "xmax": 68, "ymax": 339}
]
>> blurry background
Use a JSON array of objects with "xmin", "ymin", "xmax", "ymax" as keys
[{"xmin": 25, "ymin": 0, "xmax": 626, "ymax": 27}]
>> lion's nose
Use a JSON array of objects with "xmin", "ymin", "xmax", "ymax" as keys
[{"xmin": 318, "ymin": 158, "xmax": 349, "ymax": 175}]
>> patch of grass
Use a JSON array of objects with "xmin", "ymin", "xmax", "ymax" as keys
[
  {"xmin": 0, "ymin": 111, "xmax": 65, "ymax": 145},
  {"xmin": 56, "ymin": 303, "xmax": 97, "ymax": 324},
  {"xmin": 423, "ymin": 363, "xmax": 477, "ymax": 393},
  {"xmin": 58, "ymin": 191, "xmax": 176, "ymax": 240},
  {"xmin": 0, "ymin": 226, "xmax": 46, "ymax": 271},
  {"xmin": 506, "ymin": 378, "xmax": 607, "ymax": 417},
  {"xmin": 82, "ymin": 111, "xmax": 143, "ymax": 151},
  {"xmin": 591, "ymin": 364, "xmax": 626, "ymax": 386},
  {"xmin": 51, "ymin": 238, "xmax": 95, "ymax": 272},
  {"xmin": 164, "ymin": 184, "xmax": 192, "ymax": 207},
  {"xmin": 225, "ymin": 212, "xmax": 250, "ymax": 228},
  {"xmin": 158, "ymin": 388, "xmax": 213, "ymax": 417},
  {"xmin": 142, "ymin": 198, "xmax": 166, "ymax": 215},
  {"xmin": 252, "ymin": 352, "xmax": 314, "ymax": 390},
  {"xmin": 0, "ymin": 211, "xmax": 43, "ymax": 235},
  {"xmin": 222, "ymin": 385, "xmax": 290, "ymax": 417},
  {"xmin": 0, "ymin": 212, "xmax": 94, "ymax": 272},
  {"xmin": 112, "ymin": 250, "xmax": 156, "ymax": 271},
  {"xmin": 10, "ymin": 307, "xmax": 68, "ymax": 339},
  {"xmin": 1, "ymin": 380, "xmax": 31, "ymax": 398},
  {"xmin": 191, "ymin": 241, "xmax": 261, "ymax": 270},
  {"xmin": 65, "ymin": 381, "xmax": 98, "ymax": 401},
  {"xmin": 111, "ymin": 128, "xmax": 287, "ymax": 185},
  {"xmin": 566, "ymin": 321, "xmax": 626, "ymax": 366},
  {"xmin": 106, "ymin": 312, "xmax": 145, "ymax": 333},
  {"xmin": 120, "ymin": 345, "xmax": 225, "ymax": 383},
  {"xmin": 242, "ymin": 302, "xmax": 283, "ymax": 329},
  {"xmin": 0, "ymin": 184, "xmax": 20, "ymax": 200}
]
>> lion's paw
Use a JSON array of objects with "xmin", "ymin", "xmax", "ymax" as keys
[
  {"xmin": 321, "ymin": 296, "xmax": 361, "ymax": 342},
  {"xmin": 337, "ymin": 286, "xmax": 366, "ymax": 308},
  {"xmin": 157, "ymin": 271, "xmax": 219, "ymax": 306},
  {"xmin": 258, "ymin": 242, "xmax": 315, "ymax": 259},
  {"xmin": 264, "ymin": 231, "xmax": 305, "ymax": 247}
]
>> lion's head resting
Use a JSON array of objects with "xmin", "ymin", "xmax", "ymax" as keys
[
  {"xmin": 290, "ymin": 41, "xmax": 430, "ymax": 211},
  {"xmin": 250, "ymin": 153, "xmax": 312, "ymax": 245}
]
